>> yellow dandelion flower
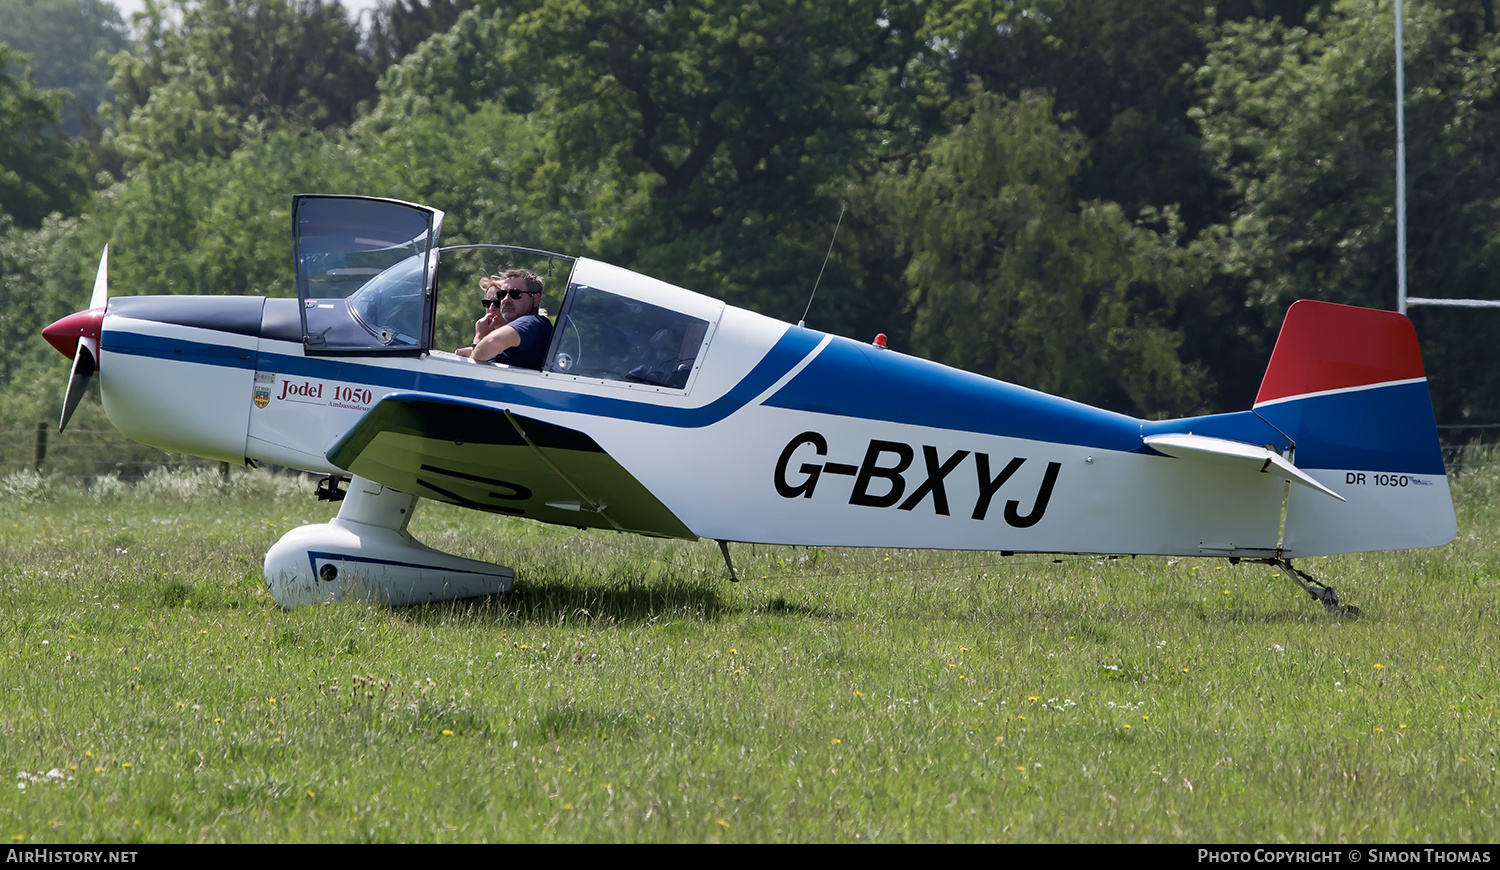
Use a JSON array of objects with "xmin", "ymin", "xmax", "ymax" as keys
[
  {"xmin": 305, "ymin": 789, "xmax": 314, "ymax": 798},
  {"xmin": 1374, "ymin": 663, "xmax": 1384, "ymax": 669},
  {"xmin": 716, "ymin": 818, "xmax": 730, "ymax": 830},
  {"xmin": 442, "ymin": 729, "xmax": 454, "ymax": 736},
  {"xmin": 832, "ymin": 738, "xmax": 842, "ymax": 744},
  {"xmin": 853, "ymin": 690, "xmax": 864, "ymax": 697},
  {"xmin": 1124, "ymin": 724, "xmax": 1131, "ymax": 729}
]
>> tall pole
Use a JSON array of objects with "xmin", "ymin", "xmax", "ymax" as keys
[{"xmin": 1396, "ymin": 0, "xmax": 1409, "ymax": 314}]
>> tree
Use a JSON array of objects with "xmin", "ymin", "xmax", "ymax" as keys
[
  {"xmin": 377, "ymin": 0, "xmax": 945, "ymax": 340},
  {"xmin": 108, "ymin": 0, "xmax": 378, "ymax": 167},
  {"xmin": 0, "ymin": 0, "xmax": 129, "ymax": 135},
  {"xmin": 895, "ymin": 91, "xmax": 1207, "ymax": 417},
  {"xmin": 938, "ymin": 1, "xmax": 1335, "ymax": 238},
  {"xmin": 0, "ymin": 46, "xmax": 89, "ymax": 229},
  {"xmin": 366, "ymin": 0, "xmax": 478, "ymax": 71},
  {"xmin": 1196, "ymin": 0, "xmax": 1500, "ymax": 422}
]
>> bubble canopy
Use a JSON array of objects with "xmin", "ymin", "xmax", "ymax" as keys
[{"xmin": 290, "ymin": 194, "xmax": 718, "ymax": 392}]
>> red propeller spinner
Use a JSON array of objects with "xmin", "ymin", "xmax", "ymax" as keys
[{"xmin": 42, "ymin": 307, "xmax": 104, "ymax": 361}]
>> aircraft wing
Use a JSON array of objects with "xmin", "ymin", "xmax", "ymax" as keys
[{"xmin": 326, "ymin": 393, "xmax": 696, "ymax": 538}]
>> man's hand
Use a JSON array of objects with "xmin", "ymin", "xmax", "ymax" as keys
[
  {"xmin": 474, "ymin": 312, "xmax": 502, "ymax": 343},
  {"xmin": 457, "ymin": 312, "xmax": 504, "ymax": 357}
]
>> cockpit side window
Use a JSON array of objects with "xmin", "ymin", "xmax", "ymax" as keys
[{"xmin": 548, "ymin": 284, "xmax": 710, "ymax": 390}]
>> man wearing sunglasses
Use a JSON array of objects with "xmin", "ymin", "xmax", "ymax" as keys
[{"xmin": 456, "ymin": 269, "xmax": 553, "ymax": 369}]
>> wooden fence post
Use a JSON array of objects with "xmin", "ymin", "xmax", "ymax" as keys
[{"xmin": 33, "ymin": 421, "xmax": 47, "ymax": 473}]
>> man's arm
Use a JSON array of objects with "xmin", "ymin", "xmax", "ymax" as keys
[{"xmin": 471, "ymin": 323, "xmax": 523, "ymax": 361}]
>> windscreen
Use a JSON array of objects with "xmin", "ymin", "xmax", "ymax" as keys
[{"xmin": 551, "ymin": 284, "xmax": 710, "ymax": 389}]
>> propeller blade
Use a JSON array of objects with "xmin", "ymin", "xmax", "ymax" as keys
[
  {"xmin": 55, "ymin": 246, "xmax": 109, "ymax": 432},
  {"xmin": 59, "ymin": 337, "xmax": 97, "ymax": 432},
  {"xmin": 89, "ymin": 245, "xmax": 109, "ymax": 310}
]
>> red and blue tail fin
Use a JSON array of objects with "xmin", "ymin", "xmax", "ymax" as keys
[{"xmin": 1253, "ymin": 300, "xmax": 1453, "ymax": 556}]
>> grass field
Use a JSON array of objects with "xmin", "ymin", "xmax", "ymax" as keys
[{"xmin": 1, "ymin": 462, "xmax": 1496, "ymax": 843}]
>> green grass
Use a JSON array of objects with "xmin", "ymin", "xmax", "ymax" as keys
[{"xmin": 1, "ymin": 465, "xmax": 1496, "ymax": 842}]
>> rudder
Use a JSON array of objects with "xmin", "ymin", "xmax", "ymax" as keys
[{"xmin": 1253, "ymin": 300, "xmax": 1454, "ymax": 556}]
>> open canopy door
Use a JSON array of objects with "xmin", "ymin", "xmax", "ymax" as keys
[{"xmin": 292, "ymin": 195, "xmax": 444, "ymax": 355}]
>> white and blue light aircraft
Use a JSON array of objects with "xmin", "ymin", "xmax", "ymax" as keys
[{"xmin": 42, "ymin": 195, "xmax": 1456, "ymax": 611}]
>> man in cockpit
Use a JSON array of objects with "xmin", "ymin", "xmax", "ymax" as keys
[{"xmin": 457, "ymin": 269, "xmax": 553, "ymax": 369}]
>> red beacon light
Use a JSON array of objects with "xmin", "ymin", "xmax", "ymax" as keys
[{"xmin": 872, "ymin": 333, "xmax": 888, "ymax": 349}]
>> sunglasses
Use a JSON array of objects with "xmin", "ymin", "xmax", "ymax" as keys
[{"xmin": 481, "ymin": 289, "xmax": 539, "ymax": 306}]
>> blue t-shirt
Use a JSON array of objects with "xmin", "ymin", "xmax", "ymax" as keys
[{"xmin": 487, "ymin": 314, "xmax": 553, "ymax": 370}]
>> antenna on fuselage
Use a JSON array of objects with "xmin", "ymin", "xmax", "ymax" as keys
[{"xmin": 798, "ymin": 203, "xmax": 846, "ymax": 328}]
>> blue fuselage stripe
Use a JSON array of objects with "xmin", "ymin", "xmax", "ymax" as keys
[
  {"xmin": 104, "ymin": 325, "xmax": 826, "ymax": 429},
  {"xmin": 1253, "ymin": 381, "xmax": 1445, "ymax": 474},
  {"xmin": 102, "ymin": 319, "xmax": 1444, "ymax": 473},
  {"xmin": 761, "ymin": 336, "xmax": 1150, "ymax": 452},
  {"xmin": 105, "ymin": 322, "xmax": 1150, "ymax": 447},
  {"xmin": 105, "ymin": 329, "xmax": 259, "ymax": 370}
]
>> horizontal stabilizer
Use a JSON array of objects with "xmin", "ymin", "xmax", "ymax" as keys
[{"xmin": 1142, "ymin": 433, "xmax": 1345, "ymax": 502}]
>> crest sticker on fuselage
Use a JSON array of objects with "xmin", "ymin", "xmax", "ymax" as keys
[{"xmin": 253, "ymin": 371, "xmax": 274, "ymax": 409}]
